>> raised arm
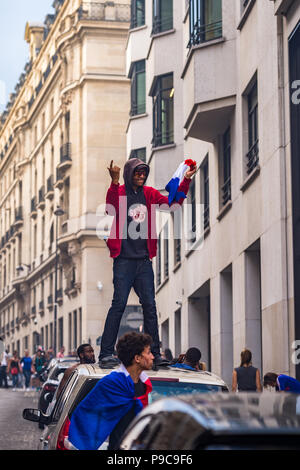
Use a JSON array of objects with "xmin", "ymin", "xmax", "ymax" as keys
[{"xmin": 106, "ymin": 160, "xmax": 121, "ymax": 215}]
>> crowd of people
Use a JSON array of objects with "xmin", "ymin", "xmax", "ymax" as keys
[{"xmin": 0, "ymin": 345, "xmax": 68, "ymax": 391}]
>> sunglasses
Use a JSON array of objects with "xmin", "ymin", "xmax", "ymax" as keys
[{"xmin": 134, "ymin": 169, "xmax": 147, "ymax": 177}]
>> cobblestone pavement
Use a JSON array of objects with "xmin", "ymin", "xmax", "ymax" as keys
[{"xmin": 0, "ymin": 387, "xmax": 42, "ymax": 450}]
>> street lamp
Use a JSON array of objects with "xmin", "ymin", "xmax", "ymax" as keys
[{"xmin": 53, "ymin": 206, "xmax": 65, "ymax": 356}]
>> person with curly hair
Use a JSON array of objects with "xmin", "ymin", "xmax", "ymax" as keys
[{"xmin": 69, "ymin": 332, "xmax": 153, "ymax": 450}]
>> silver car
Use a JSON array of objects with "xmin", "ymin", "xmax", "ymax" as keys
[{"xmin": 23, "ymin": 364, "xmax": 228, "ymax": 450}]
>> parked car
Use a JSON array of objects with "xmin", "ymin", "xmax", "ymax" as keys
[
  {"xmin": 38, "ymin": 360, "xmax": 79, "ymax": 414},
  {"xmin": 22, "ymin": 364, "xmax": 228, "ymax": 450},
  {"xmin": 119, "ymin": 392, "xmax": 300, "ymax": 450}
]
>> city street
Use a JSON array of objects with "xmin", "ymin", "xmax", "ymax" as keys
[{"xmin": 0, "ymin": 388, "xmax": 41, "ymax": 450}]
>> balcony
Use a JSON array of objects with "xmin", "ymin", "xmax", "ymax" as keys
[
  {"xmin": 14, "ymin": 206, "xmax": 24, "ymax": 229},
  {"xmin": 31, "ymin": 196, "xmax": 37, "ymax": 218},
  {"xmin": 54, "ymin": 168, "xmax": 64, "ymax": 190},
  {"xmin": 47, "ymin": 294, "xmax": 53, "ymax": 310},
  {"xmin": 21, "ymin": 312, "xmax": 29, "ymax": 326},
  {"xmin": 56, "ymin": 288, "xmax": 63, "ymax": 305},
  {"xmin": 5, "ymin": 230, "xmax": 11, "ymax": 248},
  {"xmin": 39, "ymin": 300, "xmax": 44, "ymax": 315},
  {"xmin": 46, "ymin": 175, "xmax": 54, "ymax": 200},
  {"xmin": 37, "ymin": 185, "xmax": 45, "ymax": 210},
  {"xmin": 184, "ymin": 96, "xmax": 236, "ymax": 143},
  {"xmin": 58, "ymin": 143, "xmax": 72, "ymax": 172}
]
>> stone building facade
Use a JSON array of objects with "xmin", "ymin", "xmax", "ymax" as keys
[
  {"xmin": 126, "ymin": 0, "xmax": 300, "ymax": 386},
  {"xmin": 0, "ymin": 0, "xmax": 138, "ymax": 356}
]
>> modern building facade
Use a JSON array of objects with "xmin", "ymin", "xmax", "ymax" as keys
[
  {"xmin": 126, "ymin": 0, "xmax": 300, "ymax": 386},
  {"xmin": 0, "ymin": 0, "xmax": 141, "ymax": 357}
]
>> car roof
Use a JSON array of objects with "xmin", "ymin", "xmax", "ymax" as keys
[
  {"xmin": 73, "ymin": 364, "xmax": 227, "ymax": 387},
  {"xmin": 139, "ymin": 391, "xmax": 300, "ymax": 434}
]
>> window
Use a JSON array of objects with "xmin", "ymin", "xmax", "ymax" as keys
[
  {"xmin": 152, "ymin": 0, "xmax": 173, "ymax": 34},
  {"xmin": 201, "ymin": 156, "xmax": 209, "ymax": 230},
  {"xmin": 163, "ymin": 222, "xmax": 169, "ymax": 278},
  {"xmin": 152, "ymin": 73, "xmax": 174, "ymax": 148},
  {"xmin": 130, "ymin": 60, "xmax": 146, "ymax": 116},
  {"xmin": 187, "ymin": 177, "xmax": 196, "ymax": 244},
  {"xmin": 246, "ymin": 81, "xmax": 259, "ymax": 174},
  {"xmin": 221, "ymin": 127, "xmax": 231, "ymax": 205},
  {"xmin": 156, "ymin": 232, "xmax": 162, "ymax": 287},
  {"xmin": 129, "ymin": 148, "xmax": 146, "ymax": 162},
  {"xmin": 173, "ymin": 211, "xmax": 181, "ymax": 265},
  {"xmin": 131, "ymin": 0, "xmax": 145, "ymax": 29},
  {"xmin": 188, "ymin": 0, "xmax": 222, "ymax": 48}
]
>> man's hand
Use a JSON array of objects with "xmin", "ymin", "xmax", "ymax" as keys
[
  {"xmin": 107, "ymin": 160, "xmax": 120, "ymax": 184},
  {"xmin": 185, "ymin": 165, "xmax": 197, "ymax": 179}
]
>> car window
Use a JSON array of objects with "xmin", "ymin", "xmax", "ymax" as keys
[
  {"xmin": 149, "ymin": 380, "xmax": 223, "ymax": 403},
  {"xmin": 52, "ymin": 374, "xmax": 78, "ymax": 422},
  {"xmin": 68, "ymin": 378, "xmax": 100, "ymax": 418},
  {"xmin": 48, "ymin": 366, "xmax": 67, "ymax": 381}
]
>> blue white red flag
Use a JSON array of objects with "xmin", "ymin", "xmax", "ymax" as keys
[
  {"xmin": 277, "ymin": 374, "xmax": 300, "ymax": 393},
  {"xmin": 165, "ymin": 159, "xmax": 196, "ymax": 205},
  {"xmin": 68, "ymin": 365, "xmax": 152, "ymax": 450}
]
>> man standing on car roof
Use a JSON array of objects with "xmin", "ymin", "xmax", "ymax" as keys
[
  {"xmin": 68, "ymin": 332, "xmax": 153, "ymax": 450},
  {"xmin": 98, "ymin": 158, "xmax": 196, "ymax": 368}
]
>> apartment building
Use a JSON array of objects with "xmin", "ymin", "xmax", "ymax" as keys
[
  {"xmin": 126, "ymin": 0, "xmax": 300, "ymax": 386},
  {"xmin": 0, "ymin": 0, "xmax": 141, "ymax": 356}
]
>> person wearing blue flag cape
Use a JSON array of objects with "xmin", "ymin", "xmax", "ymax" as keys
[
  {"xmin": 263, "ymin": 372, "xmax": 300, "ymax": 393},
  {"xmin": 68, "ymin": 332, "xmax": 153, "ymax": 450}
]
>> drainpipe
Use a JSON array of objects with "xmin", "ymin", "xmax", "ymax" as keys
[{"xmin": 276, "ymin": 14, "xmax": 290, "ymax": 375}]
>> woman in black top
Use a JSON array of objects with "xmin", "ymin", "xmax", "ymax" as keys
[{"xmin": 232, "ymin": 349, "xmax": 262, "ymax": 392}]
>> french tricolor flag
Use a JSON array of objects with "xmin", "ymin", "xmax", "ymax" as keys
[
  {"xmin": 165, "ymin": 159, "xmax": 196, "ymax": 205},
  {"xmin": 68, "ymin": 364, "xmax": 152, "ymax": 450}
]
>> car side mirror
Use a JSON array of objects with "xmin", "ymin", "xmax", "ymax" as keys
[{"xmin": 23, "ymin": 408, "xmax": 49, "ymax": 424}]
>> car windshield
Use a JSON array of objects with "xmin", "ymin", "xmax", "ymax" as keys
[{"xmin": 149, "ymin": 380, "xmax": 223, "ymax": 403}]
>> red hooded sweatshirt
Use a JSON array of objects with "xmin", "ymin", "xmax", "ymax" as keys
[{"xmin": 105, "ymin": 158, "xmax": 191, "ymax": 260}]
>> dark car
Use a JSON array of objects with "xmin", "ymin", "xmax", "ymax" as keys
[
  {"xmin": 38, "ymin": 360, "xmax": 78, "ymax": 414},
  {"xmin": 119, "ymin": 392, "xmax": 300, "ymax": 450}
]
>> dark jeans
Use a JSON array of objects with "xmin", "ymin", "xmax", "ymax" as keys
[
  {"xmin": 99, "ymin": 257, "xmax": 160, "ymax": 360},
  {"xmin": 0, "ymin": 365, "xmax": 8, "ymax": 387},
  {"xmin": 23, "ymin": 370, "xmax": 31, "ymax": 388}
]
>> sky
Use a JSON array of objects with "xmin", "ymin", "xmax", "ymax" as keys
[{"xmin": 0, "ymin": 0, "xmax": 53, "ymax": 112}]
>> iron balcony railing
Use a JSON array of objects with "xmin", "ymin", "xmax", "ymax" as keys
[
  {"xmin": 60, "ymin": 142, "xmax": 72, "ymax": 163},
  {"xmin": 221, "ymin": 176, "xmax": 231, "ymax": 205},
  {"xmin": 152, "ymin": 15, "xmax": 173, "ymax": 35},
  {"xmin": 15, "ymin": 206, "xmax": 23, "ymax": 223},
  {"xmin": 188, "ymin": 19, "xmax": 222, "ymax": 48},
  {"xmin": 38, "ymin": 186, "xmax": 45, "ymax": 204},
  {"xmin": 246, "ymin": 140, "xmax": 259, "ymax": 175},
  {"xmin": 56, "ymin": 167, "xmax": 64, "ymax": 183},
  {"xmin": 47, "ymin": 175, "xmax": 54, "ymax": 193},
  {"xmin": 152, "ymin": 129, "xmax": 174, "ymax": 148},
  {"xmin": 204, "ymin": 205, "xmax": 210, "ymax": 230},
  {"xmin": 31, "ymin": 196, "xmax": 37, "ymax": 213}
]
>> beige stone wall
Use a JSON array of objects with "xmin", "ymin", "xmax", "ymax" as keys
[{"xmin": 0, "ymin": 0, "xmax": 134, "ymax": 356}]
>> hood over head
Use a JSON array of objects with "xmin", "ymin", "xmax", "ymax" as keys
[{"xmin": 123, "ymin": 158, "xmax": 150, "ymax": 189}]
